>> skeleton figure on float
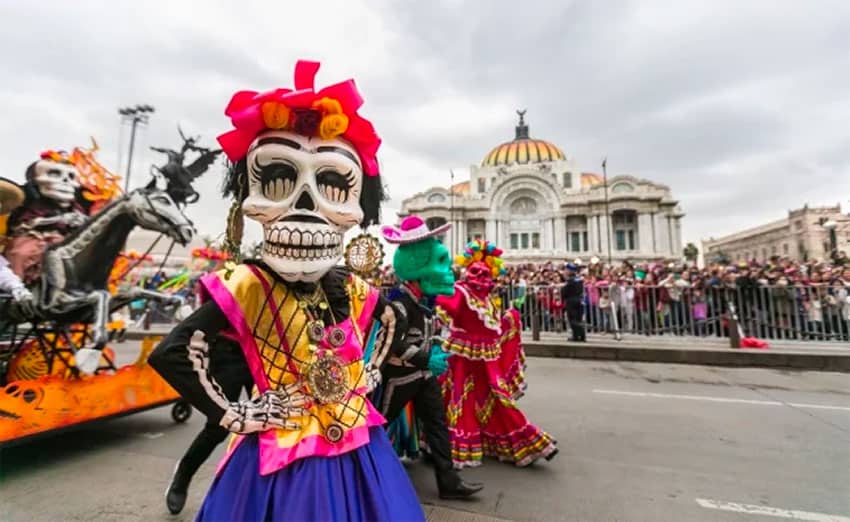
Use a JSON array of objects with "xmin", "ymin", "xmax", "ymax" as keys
[
  {"xmin": 150, "ymin": 60, "xmax": 424, "ymax": 521},
  {"xmin": 4, "ymin": 151, "xmax": 88, "ymax": 291}
]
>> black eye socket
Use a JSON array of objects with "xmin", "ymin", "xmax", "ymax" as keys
[
  {"xmin": 439, "ymin": 254, "xmax": 448, "ymax": 264},
  {"xmin": 316, "ymin": 170, "xmax": 355, "ymax": 204},
  {"xmin": 251, "ymin": 157, "xmax": 297, "ymax": 201}
]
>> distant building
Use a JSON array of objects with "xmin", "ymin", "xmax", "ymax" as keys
[
  {"xmin": 702, "ymin": 205, "xmax": 850, "ymax": 263},
  {"xmin": 398, "ymin": 112, "xmax": 684, "ymax": 262}
]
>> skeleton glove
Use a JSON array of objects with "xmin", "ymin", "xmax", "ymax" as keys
[
  {"xmin": 364, "ymin": 362, "xmax": 382, "ymax": 393},
  {"xmin": 219, "ymin": 383, "xmax": 308, "ymax": 434}
]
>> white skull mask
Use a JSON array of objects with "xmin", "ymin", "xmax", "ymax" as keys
[
  {"xmin": 32, "ymin": 159, "xmax": 80, "ymax": 207},
  {"xmin": 242, "ymin": 130, "xmax": 364, "ymax": 283}
]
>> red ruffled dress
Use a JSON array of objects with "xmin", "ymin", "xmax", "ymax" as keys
[{"xmin": 436, "ymin": 283, "xmax": 557, "ymax": 468}]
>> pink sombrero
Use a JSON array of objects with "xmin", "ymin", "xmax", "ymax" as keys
[{"xmin": 381, "ymin": 215, "xmax": 451, "ymax": 245}]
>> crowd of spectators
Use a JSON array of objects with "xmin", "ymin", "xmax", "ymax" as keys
[{"xmin": 379, "ymin": 251, "xmax": 850, "ymax": 342}]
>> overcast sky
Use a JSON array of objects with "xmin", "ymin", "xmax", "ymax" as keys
[{"xmin": 2, "ymin": 0, "xmax": 849, "ymax": 252}]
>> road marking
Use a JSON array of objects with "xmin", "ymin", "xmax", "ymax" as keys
[
  {"xmin": 695, "ymin": 498, "xmax": 850, "ymax": 521},
  {"xmin": 593, "ymin": 389, "xmax": 850, "ymax": 412},
  {"xmin": 140, "ymin": 432, "xmax": 164, "ymax": 439}
]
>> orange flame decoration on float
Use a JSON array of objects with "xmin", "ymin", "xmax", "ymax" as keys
[
  {"xmin": 69, "ymin": 138, "xmax": 123, "ymax": 214},
  {"xmin": 0, "ymin": 337, "xmax": 180, "ymax": 444}
]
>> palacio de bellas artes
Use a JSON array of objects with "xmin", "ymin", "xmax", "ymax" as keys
[{"xmin": 399, "ymin": 111, "xmax": 684, "ymax": 263}]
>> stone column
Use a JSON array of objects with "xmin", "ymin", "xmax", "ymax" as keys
[
  {"xmin": 655, "ymin": 213, "xmax": 670, "ymax": 256},
  {"xmin": 638, "ymin": 213, "xmax": 653, "ymax": 255},
  {"xmin": 588, "ymin": 215, "xmax": 598, "ymax": 256},
  {"xmin": 486, "ymin": 218, "xmax": 497, "ymax": 244},
  {"xmin": 598, "ymin": 214, "xmax": 611, "ymax": 259},
  {"xmin": 554, "ymin": 217, "xmax": 566, "ymax": 253},
  {"xmin": 673, "ymin": 217, "xmax": 683, "ymax": 259}
]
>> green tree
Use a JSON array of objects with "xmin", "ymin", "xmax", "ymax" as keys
[{"xmin": 683, "ymin": 242, "xmax": 699, "ymax": 262}]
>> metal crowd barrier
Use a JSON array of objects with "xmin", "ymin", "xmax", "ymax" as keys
[{"xmin": 487, "ymin": 283, "xmax": 850, "ymax": 343}]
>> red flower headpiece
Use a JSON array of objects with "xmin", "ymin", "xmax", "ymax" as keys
[
  {"xmin": 217, "ymin": 60, "xmax": 381, "ymax": 176},
  {"xmin": 39, "ymin": 149, "xmax": 73, "ymax": 164}
]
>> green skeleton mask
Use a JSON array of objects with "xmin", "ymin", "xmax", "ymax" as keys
[{"xmin": 392, "ymin": 237, "xmax": 455, "ymax": 296}]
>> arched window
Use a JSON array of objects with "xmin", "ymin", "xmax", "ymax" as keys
[
  {"xmin": 510, "ymin": 197, "xmax": 538, "ymax": 215},
  {"xmin": 612, "ymin": 210, "xmax": 638, "ymax": 251},
  {"xmin": 426, "ymin": 217, "xmax": 448, "ymax": 242},
  {"xmin": 566, "ymin": 216, "xmax": 588, "ymax": 252},
  {"xmin": 427, "ymin": 193, "xmax": 446, "ymax": 203}
]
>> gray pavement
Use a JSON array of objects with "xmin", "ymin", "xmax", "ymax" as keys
[{"xmin": 1, "ymin": 341, "xmax": 849, "ymax": 521}]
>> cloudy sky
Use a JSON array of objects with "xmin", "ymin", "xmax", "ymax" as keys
[{"xmin": 2, "ymin": 0, "xmax": 849, "ymax": 251}]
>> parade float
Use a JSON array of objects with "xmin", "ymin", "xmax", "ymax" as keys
[{"xmin": 0, "ymin": 133, "xmax": 219, "ymax": 446}]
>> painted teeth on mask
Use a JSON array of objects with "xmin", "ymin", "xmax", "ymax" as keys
[
  {"xmin": 302, "ymin": 233, "xmax": 312, "ymax": 247},
  {"xmin": 290, "ymin": 230, "xmax": 301, "ymax": 246}
]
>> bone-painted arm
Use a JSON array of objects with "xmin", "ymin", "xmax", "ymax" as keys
[
  {"xmin": 149, "ymin": 301, "xmax": 233, "ymax": 422},
  {"xmin": 149, "ymin": 300, "xmax": 303, "ymax": 433}
]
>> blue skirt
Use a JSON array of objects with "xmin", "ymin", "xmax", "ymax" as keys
[{"xmin": 196, "ymin": 427, "xmax": 425, "ymax": 522}]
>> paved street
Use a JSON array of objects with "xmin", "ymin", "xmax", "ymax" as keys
[{"xmin": 1, "ymin": 341, "xmax": 849, "ymax": 521}]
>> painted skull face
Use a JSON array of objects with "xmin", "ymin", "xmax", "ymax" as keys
[
  {"xmin": 32, "ymin": 160, "xmax": 80, "ymax": 207},
  {"xmin": 393, "ymin": 238, "xmax": 455, "ymax": 297},
  {"xmin": 242, "ymin": 130, "xmax": 364, "ymax": 282},
  {"xmin": 464, "ymin": 261, "xmax": 494, "ymax": 297}
]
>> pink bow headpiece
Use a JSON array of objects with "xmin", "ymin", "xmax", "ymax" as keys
[{"xmin": 217, "ymin": 60, "xmax": 381, "ymax": 176}]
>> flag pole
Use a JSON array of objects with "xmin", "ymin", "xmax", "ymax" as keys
[
  {"xmin": 602, "ymin": 158, "xmax": 613, "ymax": 265},
  {"xmin": 450, "ymin": 169, "xmax": 456, "ymax": 252}
]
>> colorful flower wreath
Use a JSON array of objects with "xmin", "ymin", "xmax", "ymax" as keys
[
  {"xmin": 454, "ymin": 239, "xmax": 507, "ymax": 278},
  {"xmin": 217, "ymin": 60, "xmax": 381, "ymax": 176}
]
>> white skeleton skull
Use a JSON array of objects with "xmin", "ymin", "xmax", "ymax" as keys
[
  {"xmin": 242, "ymin": 130, "xmax": 364, "ymax": 283},
  {"xmin": 32, "ymin": 159, "xmax": 80, "ymax": 207}
]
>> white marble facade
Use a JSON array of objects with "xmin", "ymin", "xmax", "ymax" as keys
[{"xmin": 398, "ymin": 114, "xmax": 684, "ymax": 263}]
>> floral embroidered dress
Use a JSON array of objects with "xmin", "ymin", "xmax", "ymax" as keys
[{"xmin": 436, "ymin": 282, "xmax": 557, "ymax": 468}]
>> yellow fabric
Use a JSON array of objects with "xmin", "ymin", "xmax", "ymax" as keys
[{"xmin": 215, "ymin": 265, "xmax": 374, "ymax": 449}]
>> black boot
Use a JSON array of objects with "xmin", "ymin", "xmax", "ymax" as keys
[
  {"xmin": 436, "ymin": 469, "xmax": 484, "ymax": 500},
  {"xmin": 165, "ymin": 461, "xmax": 192, "ymax": 514}
]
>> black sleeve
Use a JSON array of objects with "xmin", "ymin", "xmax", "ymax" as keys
[
  {"xmin": 387, "ymin": 295, "xmax": 430, "ymax": 369},
  {"xmin": 148, "ymin": 300, "xmax": 234, "ymax": 424}
]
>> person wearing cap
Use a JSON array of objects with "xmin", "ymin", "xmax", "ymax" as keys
[
  {"xmin": 0, "ymin": 178, "xmax": 35, "ymax": 316},
  {"xmin": 561, "ymin": 263, "xmax": 586, "ymax": 341},
  {"xmin": 378, "ymin": 215, "xmax": 483, "ymax": 499}
]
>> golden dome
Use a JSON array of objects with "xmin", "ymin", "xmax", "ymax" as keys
[{"xmin": 481, "ymin": 111, "xmax": 565, "ymax": 167}]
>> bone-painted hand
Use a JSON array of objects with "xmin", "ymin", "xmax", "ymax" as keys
[
  {"xmin": 364, "ymin": 363, "xmax": 381, "ymax": 393},
  {"xmin": 11, "ymin": 287, "xmax": 36, "ymax": 316},
  {"xmin": 219, "ymin": 384, "xmax": 308, "ymax": 434},
  {"xmin": 62, "ymin": 211, "xmax": 87, "ymax": 227}
]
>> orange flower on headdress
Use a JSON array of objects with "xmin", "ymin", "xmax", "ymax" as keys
[
  {"xmin": 313, "ymin": 97, "xmax": 350, "ymax": 140},
  {"xmin": 261, "ymin": 102, "xmax": 291, "ymax": 129}
]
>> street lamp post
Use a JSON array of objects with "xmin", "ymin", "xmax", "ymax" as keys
[{"xmin": 118, "ymin": 105, "xmax": 155, "ymax": 192}]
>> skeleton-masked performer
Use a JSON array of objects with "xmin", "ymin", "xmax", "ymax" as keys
[
  {"xmin": 378, "ymin": 216, "xmax": 483, "ymax": 499},
  {"xmin": 149, "ymin": 61, "xmax": 424, "ymax": 522},
  {"xmin": 5, "ymin": 151, "xmax": 87, "ymax": 285},
  {"xmin": 0, "ymin": 178, "xmax": 35, "ymax": 314},
  {"xmin": 436, "ymin": 240, "xmax": 558, "ymax": 468}
]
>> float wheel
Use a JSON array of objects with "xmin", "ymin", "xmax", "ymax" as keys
[{"xmin": 171, "ymin": 400, "xmax": 192, "ymax": 423}]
